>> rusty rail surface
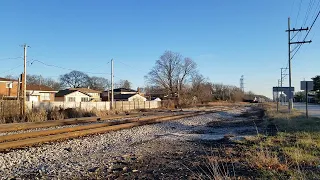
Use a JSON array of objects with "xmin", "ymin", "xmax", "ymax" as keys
[
  {"xmin": 0, "ymin": 111, "xmax": 213, "ymax": 151},
  {"xmin": 0, "ymin": 111, "xmax": 170, "ymax": 133}
]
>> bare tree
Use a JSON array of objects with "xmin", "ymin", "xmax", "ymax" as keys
[
  {"xmin": 27, "ymin": 74, "xmax": 61, "ymax": 90},
  {"xmin": 212, "ymin": 83, "xmax": 244, "ymax": 102},
  {"xmin": 145, "ymin": 51, "xmax": 197, "ymax": 98},
  {"xmin": 88, "ymin": 76, "xmax": 110, "ymax": 91},
  {"xmin": 60, "ymin": 71, "xmax": 90, "ymax": 88},
  {"xmin": 190, "ymin": 74, "xmax": 212, "ymax": 103},
  {"xmin": 4, "ymin": 75, "xmax": 17, "ymax": 80},
  {"xmin": 116, "ymin": 79, "xmax": 132, "ymax": 89}
]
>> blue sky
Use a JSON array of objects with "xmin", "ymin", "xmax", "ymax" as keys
[{"xmin": 0, "ymin": 0, "xmax": 319, "ymax": 98}]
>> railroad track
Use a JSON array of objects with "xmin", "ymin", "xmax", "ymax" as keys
[{"xmin": 0, "ymin": 110, "xmax": 219, "ymax": 152}]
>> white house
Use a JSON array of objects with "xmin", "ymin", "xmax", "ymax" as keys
[
  {"xmin": 114, "ymin": 93, "xmax": 146, "ymax": 102},
  {"xmin": 55, "ymin": 89, "xmax": 91, "ymax": 102},
  {"xmin": 69, "ymin": 88, "xmax": 101, "ymax": 101},
  {"xmin": 26, "ymin": 84, "xmax": 58, "ymax": 102}
]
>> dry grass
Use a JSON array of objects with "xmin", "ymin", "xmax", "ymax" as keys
[
  {"xmin": 186, "ymin": 152, "xmax": 235, "ymax": 180},
  {"xmin": 242, "ymin": 102, "xmax": 320, "ymax": 179},
  {"xmin": 25, "ymin": 108, "xmax": 47, "ymax": 122},
  {"xmin": 247, "ymin": 147, "xmax": 287, "ymax": 171},
  {"xmin": 0, "ymin": 100, "xmax": 21, "ymax": 123}
]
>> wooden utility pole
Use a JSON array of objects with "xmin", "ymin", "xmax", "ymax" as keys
[
  {"xmin": 286, "ymin": 18, "xmax": 311, "ymax": 112},
  {"xmin": 111, "ymin": 59, "xmax": 114, "ymax": 109},
  {"xmin": 23, "ymin": 44, "xmax": 28, "ymax": 115}
]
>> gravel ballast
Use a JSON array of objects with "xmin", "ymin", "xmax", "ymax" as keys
[{"xmin": 0, "ymin": 107, "xmax": 253, "ymax": 179}]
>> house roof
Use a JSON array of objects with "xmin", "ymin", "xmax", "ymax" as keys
[
  {"xmin": 69, "ymin": 88, "xmax": 101, "ymax": 93},
  {"xmin": 113, "ymin": 88, "xmax": 137, "ymax": 93},
  {"xmin": 55, "ymin": 89, "xmax": 91, "ymax": 97},
  {"xmin": 0, "ymin": 77, "xmax": 17, "ymax": 82},
  {"xmin": 27, "ymin": 84, "xmax": 56, "ymax": 91}
]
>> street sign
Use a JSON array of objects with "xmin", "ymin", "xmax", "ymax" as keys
[
  {"xmin": 301, "ymin": 81, "xmax": 314, "ymax": 91},
  {"xmin": 300, "ymin": 81, "xmax": 314, "ymax": 119}
]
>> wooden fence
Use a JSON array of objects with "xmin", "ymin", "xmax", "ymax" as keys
[{"xmin": 0, "ymin": 100, "xmax": 21, "ymax": 123}]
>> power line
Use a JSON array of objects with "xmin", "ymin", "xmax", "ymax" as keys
[
  {"xmin": 30, "ymin": 59, "xmax": 111, "ymax": 75},
  {"xmin": 302, "ymin": 0, "xmax": 316, "ymax": 27},
  {"xmin": 0, "ymin": 57, "xmax": 23, "ymax": 61},
  {"xmin": 295, "ymin": 0, "xmax": 303, "ymax": 27},
  {"xmin": 0, "ymin": 64, "xmax": 24, "ymax": 75},
  {"xmin": 291, "ymin": 9, "xmax": 320, "ymax": 60},
  {"xmin": 29, "ymin": 59, "xmax": 123, "ymax": 80},
  {"xmin": 117, "ymin": 60, "xmax": 149, "ymax": 74},
  {"xmin": 290, "ymin": 0, "xmax": 297, "ymax": 18}
]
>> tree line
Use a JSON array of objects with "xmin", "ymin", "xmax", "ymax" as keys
[
  {"xmin": 145, "ymin": 51, "xmax": 264, "ymax": 106},
  {"xmin": 5, "ymin": 72, "xmax": 132, "ymax": 91}
]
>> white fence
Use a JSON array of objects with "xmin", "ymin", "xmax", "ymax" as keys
[{"xmin": 26, "ymin": 101, "xmax": 161, "ymax": 111}]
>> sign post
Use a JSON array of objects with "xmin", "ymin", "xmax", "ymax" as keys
[
  {"xmin": 301, "ymin": 81, "xmax": 314, "ymax": 119},
  {"xmin": 306, "ymin": 81, "xmax": 308, "ymax": 119}
]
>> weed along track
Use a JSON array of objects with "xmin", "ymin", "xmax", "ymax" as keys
[{"xmin": 0, "ymin": 110, "xmax": 215, "ymax": 152}]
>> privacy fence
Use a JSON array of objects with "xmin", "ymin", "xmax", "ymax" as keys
[
  {"xmin": 26, "ymin": 101, "xmax": 161, "ymax": 111},
  {"xmin": 0, "ymin": 100, "xmax": 21, "ymax": 122}
]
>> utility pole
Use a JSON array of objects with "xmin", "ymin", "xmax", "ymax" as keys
[
  {"xmin": 240, "ymin": 75, "xmax": 244, "ymax": 92},
  {"xmin": 277, "ymin": 79, "xmax": 280, "ymax": 112},
  {"xmin": 23, "ymin": 44, "xmax": 28, "ymax": 115},
  {"xmin": 286, "ymin": 17, "xmax": 311, "ymax": 112},
  {"xmin": 280, "ymin": 67, "xmax": 288, "ymax": 105},
  {"xmin": 111, "ymin": 59, "xmax": 114, "ymax": 109}
]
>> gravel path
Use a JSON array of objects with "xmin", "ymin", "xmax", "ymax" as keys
[{"xmin": 0, "ymin": 107, "xmax": 252, "ymax": 179}]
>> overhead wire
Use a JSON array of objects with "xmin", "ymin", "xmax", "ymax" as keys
[
  {"xmin": 302, "ymin": 0, "xmax": 316, "ymax": 27},
  {"xmin": 0, "ymin": 64, "xmax": 24, "ymax": 75},
  {"xmin": 291, "ymin": 8, "xmax": 320, "ymax": 60},
  {"xmin": 0, "ymin": 57, "xmax": 23, "ymax": 61},
  {"xmin": 29, "ymin": 59, "xmax": 123, "ymax": 80},
  {"xmin": 294, "ymin": 0, "xmax": 303, "ymax": 27},
  {"xmin": 30, "ymin": 59, "xmax": 111, "ymax": 75}
]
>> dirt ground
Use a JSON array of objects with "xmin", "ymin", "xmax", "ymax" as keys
[{"xmin": 88, "ymin": 106, "xmax": 265, "ymax": 180}]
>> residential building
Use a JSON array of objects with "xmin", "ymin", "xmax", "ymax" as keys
[
  {"xmin": 26, "ymin": 84, "xmax": 57, "ymax": 102},
  {"xmin": 101, "ymin": 88, "xmax": 138, "ymax": 101},
  {"xmin": 55, "ymin": 89, "xmax": 91, "ymax": 102},
  {"xmin": 114, "ymin": 94, "xmax": 146, "ymax": 101},
  {"xmin": 69, "ymin": 88, "xmax": 101, "ymax": 101},
  {"xmin": 0, "ymin": 77, "xmax": 19, "ymax": 99},
  {"xmin": 113, "ymin": 88, "xmax": 137, "ymax": 95}
]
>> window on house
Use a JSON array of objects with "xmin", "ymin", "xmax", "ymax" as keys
[
  {"xmin": 40, "ymin": 93, "xmax": 50, "ymax": 100},
  {"xmin": 68, "ymin": 97, "xmax": 76, "ymax": 102},
  {"xmin": 6, "ymin": 82, "xmax": 13, "ymax": 89},
  {"xmin": 81, "ymin": 97, "xmax": 89, "ymax": 102}
]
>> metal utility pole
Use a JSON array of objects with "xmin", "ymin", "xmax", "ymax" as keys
[
  {"xmin": 111, "ymin": 59, "xmax": 114, "ymax": 109},
  {"xmin": 240, "ymin": 75, "xmax": 244, "ymax": 92},
  {"xmin": 305, "ymin": 81, "xmax": 308, "ymax": 119},
  {"xmin": 23, "ymin": 44, "xmax": 28, "ymax": 115},
  {"xmin": 286, "ymin": 17, "xmax": 311, "ymax": 112},
  {"xmin": 280, "ymin": 67, "xmax": 288, "ymax": 105}
]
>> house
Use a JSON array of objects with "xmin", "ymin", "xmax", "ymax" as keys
[
  {"xmin": 0, "ymin": 77, "xmax": 19, "ymax": 99},
  {"xmin": 69, "ymin": 88, "xmax": 101, "ymax": 101},
  {"xmin": 101, "ymin": 88, "xmax": 138, "ymax": 101},
  {"xmin": 55, "ymin": 89, "xmax": 91, "ymax": 102},
  {"xmin": 26, "ymin": 84, "xmax": 58, "ymax": 102},
  {"xmin": 114, "ymin": 88, "xmax": 137, "ymax": 95},
  {"xmin": 114, "ymin": 94, "xmax": 146, "ymax": 101}
]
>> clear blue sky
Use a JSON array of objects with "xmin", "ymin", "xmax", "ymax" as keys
[{"xmin": 0, "ymin": 0, "xmax": 319, "ymax": 98}]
